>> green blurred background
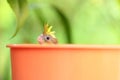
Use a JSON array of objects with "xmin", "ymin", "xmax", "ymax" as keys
[{"xmin": 0, "ymin": 0, "xmax": 120, "ymax": 80}]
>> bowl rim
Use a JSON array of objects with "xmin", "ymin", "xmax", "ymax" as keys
[{"xmin": 6, "ymin": 44, "xmax": 120, "ymax": 50}]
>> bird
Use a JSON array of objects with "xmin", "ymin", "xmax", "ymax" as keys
[{"xmin": 37, "ymin": 24, "xmax": 58, "ymax": 44}]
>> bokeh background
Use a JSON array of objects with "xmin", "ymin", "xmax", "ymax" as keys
[{"xmin": 0, "ymin": 0, "xmax": 120, "ymax": 80}]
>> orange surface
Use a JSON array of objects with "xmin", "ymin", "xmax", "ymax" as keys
[{"xmin": 7, "ymin": 44, "xmax": 120, "ymax": 80}]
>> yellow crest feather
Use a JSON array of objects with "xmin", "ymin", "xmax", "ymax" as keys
[{"xmin": 43, "ymin": 24, "xmax": 56, "ymax": 38}]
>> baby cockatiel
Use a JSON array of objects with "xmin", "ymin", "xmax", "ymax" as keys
[{"xmin": 37, "ymin": 24, "xmax": 58, "ymax": 44}]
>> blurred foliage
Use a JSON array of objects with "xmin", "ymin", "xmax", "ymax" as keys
[
  {"xmin": 7, "ymin": 0, "xmax": 29, "ymax": 39},
  {"xmin": 1, "ymin": 0, "xmax": 120, "ymax": 80}
]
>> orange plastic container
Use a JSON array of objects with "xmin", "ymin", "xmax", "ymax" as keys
[{"xmin": 7, "ymin": 44, "xmax": 120, "ymax": 80}]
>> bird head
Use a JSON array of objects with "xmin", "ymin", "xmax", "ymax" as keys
[{"xmin": 37, "ymin": 24, "xmax": 58, "ymax": 44}]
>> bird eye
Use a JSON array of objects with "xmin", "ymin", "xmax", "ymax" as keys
[
  {"xmin": 44, "ymin": 35, "xmax": 51, "ymax": 41},
  {"xmin": 46, "ymin": 36, "xmax": 50, "ymax": 40}
]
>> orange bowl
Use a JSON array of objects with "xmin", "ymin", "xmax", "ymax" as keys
[{"xmin": 7, "ymin": 44, "xmax": 120, "ymax": 80}]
